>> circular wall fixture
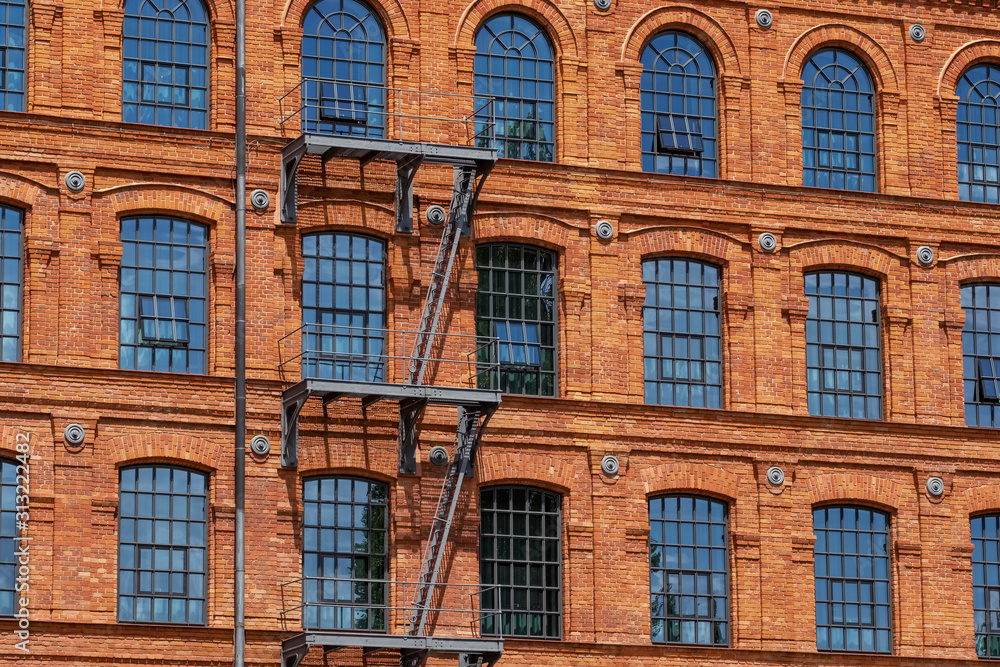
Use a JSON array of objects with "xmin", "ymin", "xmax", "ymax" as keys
[
  {"xmin": 594, "ymin": 0, "xmax": 611, "ymax": 10},
  {"xmin": 64, "ymin": 423, "xmax": 86, "ymax": 446},
  {"xmin": 595, "ymin": 220, "xmax": 614, "ymax": 241},
  {"xmin": 601, "ymin": 455, "xmax": 620, "ymax": 475},
  {"xmin": 250, "ymin": 435, "xmax": 271, "ymax": 456},
  {"xmin": 910, "ymin": 24, "xmax": 926, "ymax": 42},
  {"xmin": 251, "ymin": 189, "xmax": 270, "ymax": 210},
  {"xmin": 766, "ymin": 466, "xmax": 785, "ymax": 486},
  {"xmin": 425, "ymin": 205, "xmax": 447, "ymax": 226},
  {"xmin": 429, "ymin": 446, "xmax": 449, "ymax": 466},
  {"xmin": 926, "ymin": 476, "xmax": 945, "ymax": 497},
  {"xmin": 758, "ymin": 232, "xmax": 778, "ymax": 252},
  {"xmin": 65, "ymin": 171, "xmax": 86, "ymax": 192},
  {"xmin": 755, "ymin": 9, "xmax": 773, "ymax": 29},
  {"xmin": 917, "ymin": 246, "xmax": 934, "ymax": 266}
]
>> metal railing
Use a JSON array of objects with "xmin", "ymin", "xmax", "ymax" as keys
[
  {"xmin": 278, "ymin": 323, "xmax": 499, "ymax": 388},
  {"xmin": 279, "ymin": 577, "xmax": 503, "ymax": 639},
  {"xmin": 279, "ymin": 77, "xmax": 496, "ymax": 148}
]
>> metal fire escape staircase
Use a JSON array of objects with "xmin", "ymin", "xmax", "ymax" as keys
[{"xmin": 278, "ymin": 92, "xmax": 502, "ymax": 667}]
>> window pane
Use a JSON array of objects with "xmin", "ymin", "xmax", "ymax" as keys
[
  {"xmin": 801, "ymin": 49, "xmax": 877, "ymax": 192},
  {"xmin": 303, "ymin": 476, "xmax": 388, "ymax": 631},
  {"xmin": 121, "ymin": 0, "xmax": 209, "ymax": 129},
  {"xmin": 805, "ymin": 271, "xmax": 882, "ymax": 419},
  {"xmin": 118, "ymin": 466, "xmax": 208, "ymax": 624},
  {"xmin": 473, "ymin": 13, "xmax": 555, "ymax": 161},
  {"xmin": 119, "ymin": 217, "xmax": 207, "ymax": 373},
  {"xmin": 480, "ymin": 486, "xmax": 561, "ymax": 638},
  {"xmin": 0, "ymin": 0, "xmax": 26, "ymax": 112},
  {"xmin": 474, "ymin": 243, "xmax": 556, "ymax": 396},
  {"xmin": 301, "ymin": 0, "xmax": 386, "ymax": 138},
  {"xmin": 814, "ymin": 506, "xmax": 891, "ymax": 654},
  {"xmin": 962, "ymin": 284, "xmax": 1000, "ymax": 427},
  {"xmin": 301, "ymin": 233, "xmax": 385, "ymax": 381},
  {"xmin": 0, "ymin": 204, "xmax": 21, "ymax": 362},
  {"xmin": 957, "ymin": 65, "xmax": 1000, "ymax": 203},
  {"xmin": 640, "ymin": 32, "xmax": 717, "ymax": 178}
]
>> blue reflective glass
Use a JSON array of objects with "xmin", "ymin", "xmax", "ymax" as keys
[
  {"xmin": 0, "ymin": 204, "xmax": 21, "ymax": 362},
  {"xmin": 0, "ymin": 0, "xmax": 26, "ymax": 112},
  {"xmin": 958, "ymin": 65, "xmax": 1000, "ymax": 203}
]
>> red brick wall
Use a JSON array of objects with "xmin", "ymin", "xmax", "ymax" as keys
[{"xmin": 2, "ymin": 0, "xmax": 1000, "ymax": 665}]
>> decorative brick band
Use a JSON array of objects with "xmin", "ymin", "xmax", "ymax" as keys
[
  {"xmin": 802, "ymin": 472, "xmax": 903, "ymax": 511},
  {"xmin": 639, "ymin": 461, "xmax": 740, "ymax": 502}
]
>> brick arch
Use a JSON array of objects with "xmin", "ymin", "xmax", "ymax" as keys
[
  {"xmin": 782, "ymin": 24, "xmax": 898, "ymax": 93},
  {"xmin": 472, "ymin": 212, "xmax": 575, "ymax": 251},
  {"xmin": 296, "ymin": 199, "xmax": 396, "ymax": 238},
  {"xmin": 0, "ymin": 424, "xmax": 36, "ymax": 462},
  {"xmin": 453, "ymin": 0, "xmax": 578, "ymax": 59},
  {"xmin": 620, "ymin": 5, "xmax": 742, "ymax": 77},
  {"xmin": 102, "ymin": 184, "xmax": 231, "ymax": 228},
  {"xmin": 786, "ymin": 239, "xmax": 904, "ymax": 279},
  {"xmin": 106, "ymin": 433, "xmax": 225, "ymax": 473},
  {"xmin": 299, "ymin": 467, "xmax": 397, "ymax": 486},
  {"xmin": 938, "ymin": 40, "xmax": 1000, "ymax": 100},
  {"xmin": 965, "ymin": 484, "xmax": 1000, "ymax": 516},
  {"xmin": 639, "ymin": 462, "xmax": 740, "ymax": 502},
  {"xmin": 119, "ymin": 0, "xmax": 235, "ymax": 24},
  {"xmin": 280, "ymin": 0, "xmax": 409, "ymax": 40},
  {"xmin": 629, "ymin": 226, "xmax": 747, "ymax": 265},
  {"xmin": 944, "ymin": 253, "xmax": 1000, "ymax": 283},
  {"xmin": 477, "ymin": 450, "xmax": 576, "ymax": 494},
  {"xmin": 802, "ymin": 473, "xmax": 902, "ymax": 512},
  {"xmin": 0, "ymin": 172, "xmax": 49, "ymax": 209}
]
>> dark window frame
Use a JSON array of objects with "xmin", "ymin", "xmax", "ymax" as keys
[
  {"xmin": 0, "ymin": 458, "xmax": 17, "ymax": 617},
  {"xmin": 479, "ymin": 485, "xmax": 562, "ymax": 639},
  {"xmin": 117, "ymin": 464, "xmax": 209, "ymax": 625},
  {"xmin": 648, "ymin": 494, "xmax": 730, "ymax": 647},
  {"xmin": 813, "ymin": 505, "xmax": 893, "ymax": 654},
  {"xmin": 962, "ymin": 283, "xmax": 1000, "ymax": 427},
  {"xmin": 0, "ymin": 203, "xmax": 23, "ymax": 362},
  {"xmin": 805, "ymin": 270, "xmax": 883, "ymax": 420},
  {"xmin": 639, "ymin": 31, "xmax": 718, "ymax": 177},
  {"xmin": 972, "ymin": 512, "xmax": 1000, "ymax": 659},
  {"xmin": 122, "ymin": 0, "xmax": 211, "ymax": 130},
  {"xmin": 0, "ymin": 0, "xmax": 27, "ymax": 112},
  {"xmin": 956, "ymin": 63, "xmax": 1000, "ymax": 203},
  {"xmin": 301, "ymin": 475, "xmax": 389, "ymax": 632}
]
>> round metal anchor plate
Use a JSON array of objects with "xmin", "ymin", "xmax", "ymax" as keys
[
  {"xmin": 766, "ymin": 466, "xmax": 785, "ymax": 486},
  {"xmin": 64, "ymin": 423, "xmax": 86, "ymax": 446},
  {"xmin": 601, "ymin": 455, "xmax": 620, "ymax": 475},
  {"xmin": 926, "ymin": 476, "xmax": 945, "ymax": 497},
  {"xmin": 250, "ymin": 435, "xmax": 271, "ymax": 456}
]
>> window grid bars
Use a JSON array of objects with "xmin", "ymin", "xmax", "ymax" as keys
[
  {"xmin": 0, "ymin": 460, "xmax": 17, "ymax": 617},
  {"xmin": 649, "ymin": 495, "xmax": 729, "ymax": 646},
  {"xmin": 0, "ymin": 0, "xmax": 26, "ymax": 112},
  {"xmin": 302, "ymin": 477, "xmax": 388, "ymax": 632},
  {"xmin": 475, "ymin": 243, "xmax": 556, "ymax": 396},
  {"xmin": 639, "ymin": 31, "xmax": 717, "ymax": 177},
  {"xmin": 301, "ymin": 0, "xmax": 386, "ymax": 137},
  {"xmin": 0, "ymin": 204, "xmax": 22, "ymax": 362},
  {"xmin": 119, "ymin": 217, "xmax": 208, "ymax": 374},
  {"xmin": 122, "ymin": 0, "xmax": 209, "ymax": 129},
  {"xmin": 473, "ymin": 13, "xmax": 555, "ymax": 162},
  {"xmin": 642, "ymin": 258, "xmax": 723, "ymax": 409},
  {"xmin": 957, "ymin": 64, "xmax": 1000, "ymax": 203},
  {"xmin": 301, "ymin": 232, "xmax": 386, "ymax": 382},
  {"xmin": 813, "ymin": 506, "xmax": 892, "ymax": 654},
  {"xmin": 805, "ymin": 271, "xmax": 882, "ymax": 420},
  {"xmin": 962, "ymin": 283, "xmax": 1000, "ymax": 427},
  {"xmin": 479, "ymin": 486, "xmax": 562, "ymax": 639},
  {"xmin": 801, "ymin": 49, "xmax": 877, "ymax": 192},
  {"xmin": 973, "ymin": 514, "xmax": 1000, "ymax": 658},
  {"xmin": 118, "ymin": 466, "xmax": 208, "ymax": 625}
]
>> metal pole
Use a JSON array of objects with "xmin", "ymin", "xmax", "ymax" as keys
[{"xmin": 234, "ymin": 0, "xmax": 247, "ymax": 663}]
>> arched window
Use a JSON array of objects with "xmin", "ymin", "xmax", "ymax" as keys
[
  {"xmin": 301, "ymin": 232, "xmax": 385, "ymax": 381},
  {"xmin": 0, "ymin": 203, "xmax": 23, "ymax": 362},
  {"xmin": 118, "ymin": 465, "xmax": 208, "ymax": 624},
  {"xmin": 0, "ymin": 459, "xmax": 16, "ymax": 617},
  {"xmin": 972, "ymin": 514, "xmax": 1000, "ymax": 658},
  {"xmin": 805, "ymin": 271, "xmax": 882, "ymax": 419},
  {"xmin": 479, "ymin": 485, "xmax": 561, "ymax": 638},
  {"xmin": 474, "ymin": 13, "xmax": 555, "ymax": 162},
  {"xmin": 961, "ymin": 283, "xmax": 1000, "ymax": 427},
  {"xmin": 649, "ymin": 494, "xmax": 729, "ymax": 646},
  {"xmin": 814, "ymin": 506, "xmax": 891, "ymax": 654},
  {"xmin": 122, "ymin": 0, "xmax": 210, "ymax": 129},
  {"xmin": 301, "ymin": 0, "xmax": 385, "ymax": 137},
  {"xmin": 801, "ymin": 49, "xmax": 876, "ymax": 192},
  {"xmin": 119, "ymin": 216, "xmax": 208, "ymax": 374},
  {"xmin": 475, "ymin": 243, "xmax": 556, "ymax": 396},
  {"xmin": 642, "ymin": 258, "xmax": 722, "ymax": 408},
  {"xmin": 0, "ymin": 0, "xmax": 27, "ymax": 112},
  {"xmin": 957, "ymin": 64, "xmax": 1000, "ymax": 203},
  {"xmin": 639, "ymin": 32, "xmax": 717, "ymax": 177},
  {"xmin": 302, "ymin": 476, "xmax": 388, "ymax": 631}
]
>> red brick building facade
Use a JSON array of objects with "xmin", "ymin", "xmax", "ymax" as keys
[{"xmin": 2, "ymin": 0, "xmax": 1000, "ymax": 665}]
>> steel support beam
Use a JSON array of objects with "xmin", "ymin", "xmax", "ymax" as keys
[{"xmin": 396, "ymin": 154, "xmax": 423, "ymax": 234}]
